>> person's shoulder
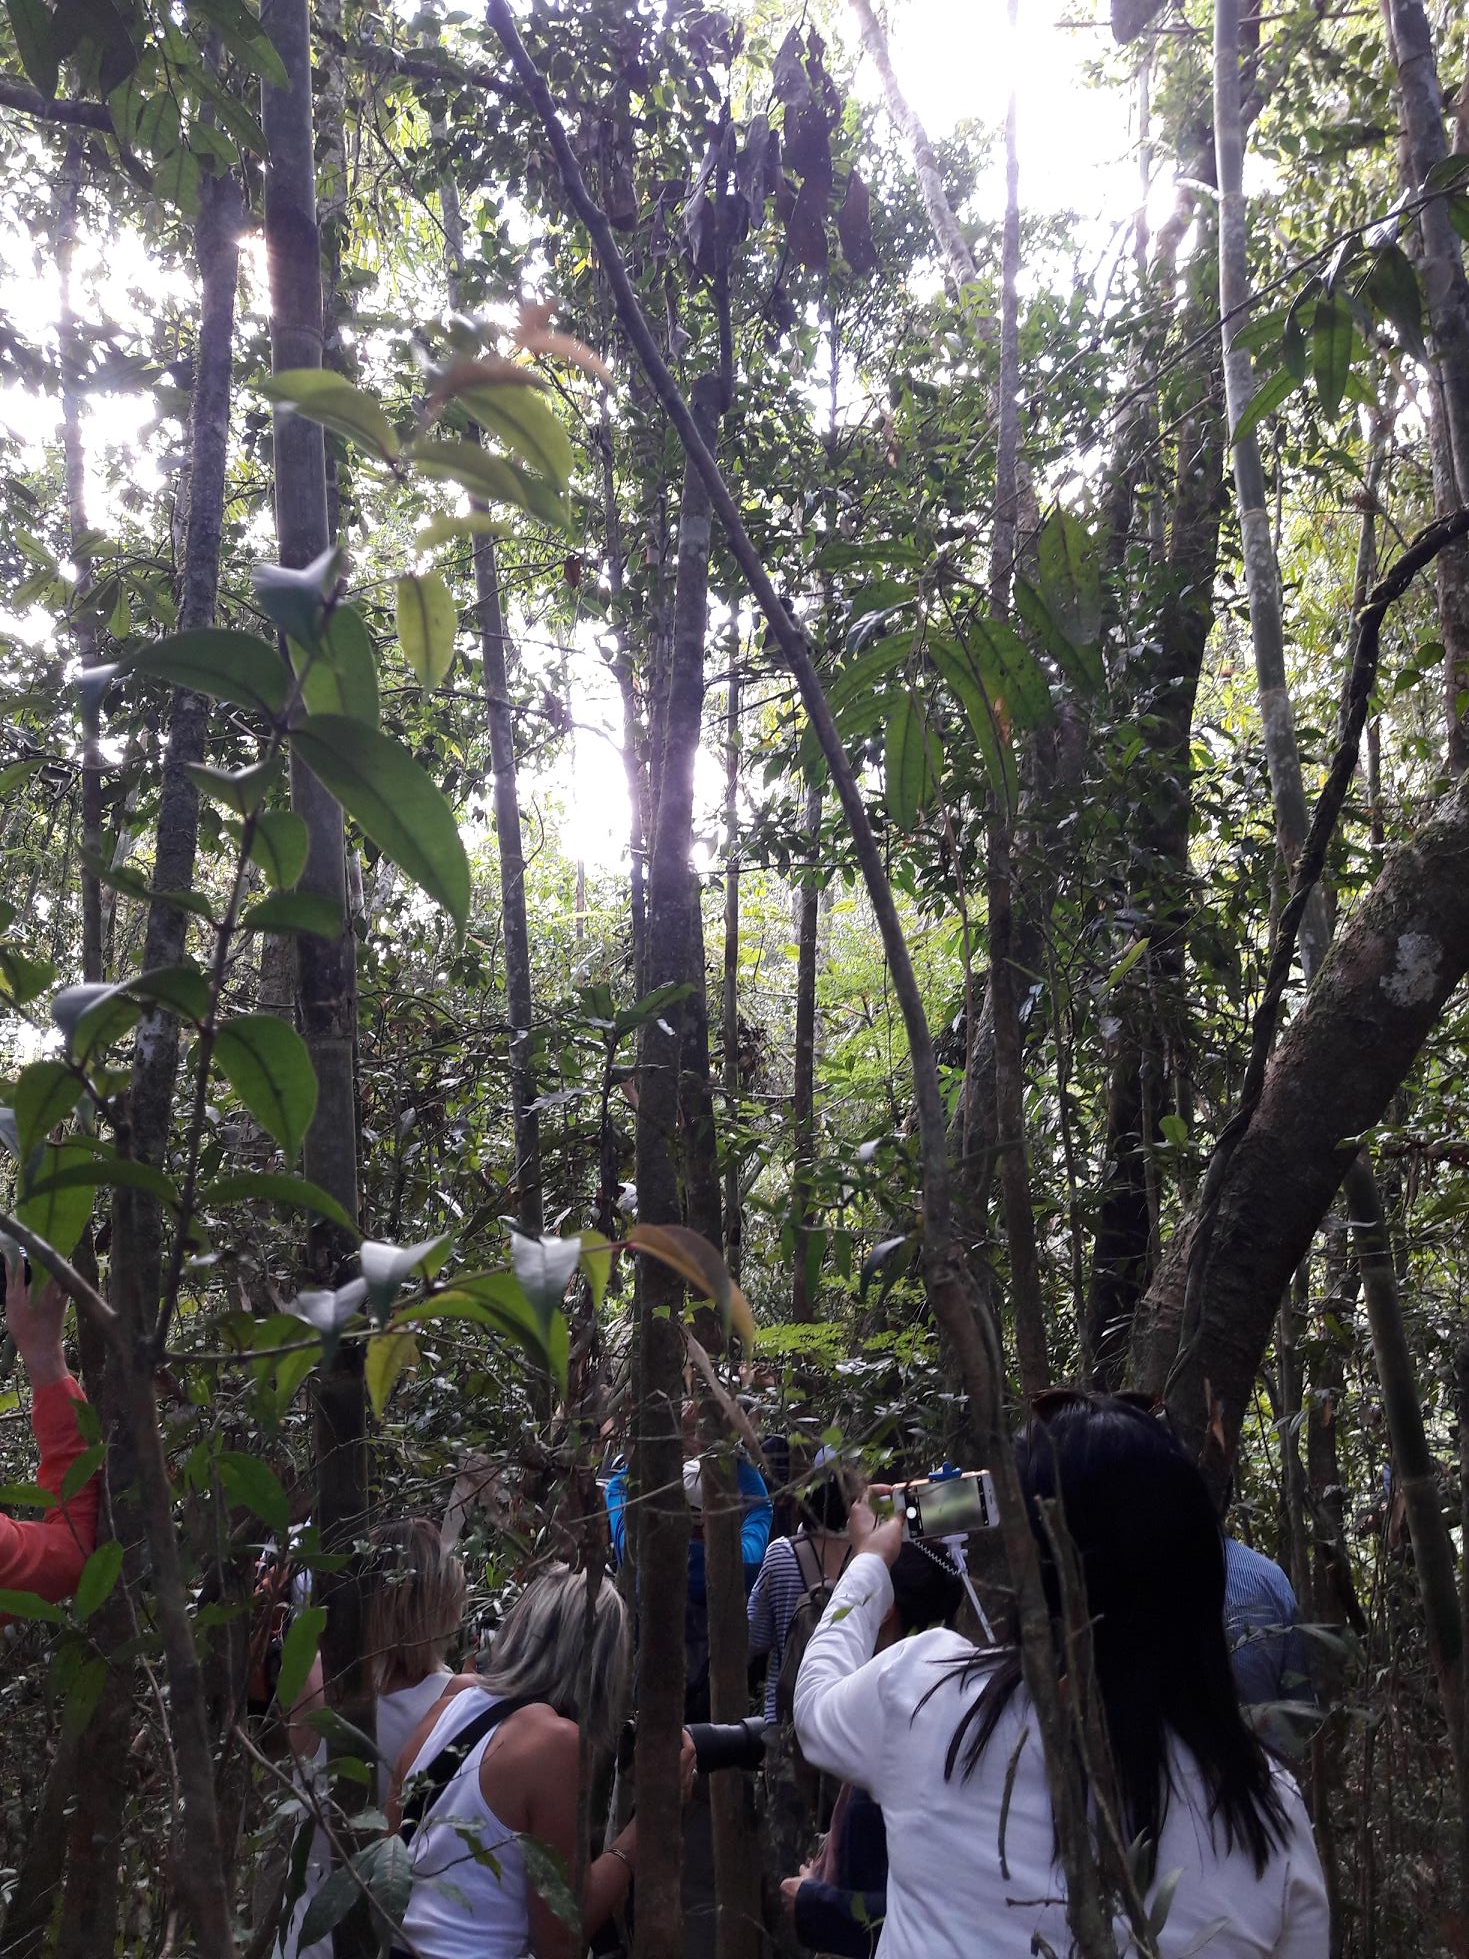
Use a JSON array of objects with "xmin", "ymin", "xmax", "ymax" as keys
[
  {"xmin": 493, "ymin": 1701, "xmax": 580, "ymax": 1774},
  {"xmin": 877, "ymin": 1626, "xmax": 986, "ymax": 1705},
  {"xmin": 1226, "ymin": 1535, "xmax": 1298, "ymax": 1607}
]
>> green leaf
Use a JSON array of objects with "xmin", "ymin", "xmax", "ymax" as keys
[
  {"xmin": 61, "ymin": 1655, "xmax": 107, "ymax": 1741},
  {"xmin": 128, "ymin": 965, "xmax": 212, "ymax": 1022},
  {"xmin": 186, "ymin": 754, "xmax": 283, "ymax": 817},
  {"xmin": 360, "ymin": 1234, "xmax": 452, "ymax": 1319},
  {"xmin": 1102, "ymin": 936, "xmax": 1150, "ymax": 991},
  {"xmin": 218, "ymin": 1450, "xmax": 290, "ymax": 1536},
  {"xmin": 409, "ymin": 1273, "xmax": 565, "ymax": 1390},
  {"xmin": 154, "ymin": 147, "xmax": 201, "ymax": 218},
  {"xmin": 516, "ymin": 1834, "xmax": 578, "ymax": 1931},
  {"xmin": 884, "ymin": 692, "xmax": 941, "ymax": 832},
  {"xmin": 625, "ymin": 1222, "xmax": 756, "ymax": 1346},
  {"xmin": 201, "ymin": 1171, "xmax": 358, "ymax": 1236},
  {"xmin": 351, "ymin": 1833, "xmax": 412, "ymax": 1932},
  {"xmin": 117, "ymin": 629, "xmax": 287, "ymax": 716},
  {"xmin": 456, "ymin": 383, "xmax": 574, "ymax": 492},
  {"xmin": 297, "ymin": 1867, "xmax": 358, "ymax": 1948},
  {"xmin": 184, "ymin": 0, "xmax": 287, "ymax": 87},
  {"xmin": 22, "ymin": 1152, "xmax": 178, "ymax": 1209},
  {"xmin": 407, "ymin": 439, "xmax": 569, "ymax": 529},
  {"xmin": 0, "ymin": 757, "xmax": 46, "ymax": 797},
  {"xmin": 928, "ymin": 638, "xmax": 1018, "ymax": 805},
  {"xmin": 74, "ymin": 1541, "xmax": 124, "ymax": 1620},
  {"xmin": 213, "ymin": 1014, "xmax": 317, "ymax": 1159},
  {"xmin": 51, "ymin": 981, "xmax": 139, "ymax": 1060},
  {"xmin": 1012, "ymin": 576, "xmax": 1102, "ymax": 696},
  {"xmin": 15, "ymin": 1060, "xmax": 83, "ymax": 1162},
  {"xmin": 578, "ymin": 1229, "xmax": 613, "ymax": 1309},
  {"xmin": 246, "ymin": 810, "xmax": 308, "ymax": 889},
  {"xmin": 17, "ymin": 1143, "xmax": 97, "ymax": 1270},
  {"xmin": 396, "ymin": 571, "xmax": 458, "ymax": 688},
  {"xmin": 251, "ymin": 548, "xmax": 343, "ymax": 651},
  {"xmin": 60, "ymin": 1444, "xmax": 103, "ymax": 1501},
  {"xmin": 1231, "ymin": 367, "xmax": 1298, "ymax": 446},
  {"xmin": 289, "ymin": 716, "xmax": 470, "ymax": 934},
  {"xmin": 6, "ymin": 0, "xmax": 58, "ymax": 96},
  {"xmin": 1362, "ymin": 244, "xmax": 1426, "ymax": 361},
  {"xmin": 299, "ymin": 605, "xmax": 379, "ymax": 725},
  {"xmin": 241, "ymin": 891, "xmax": 344, "ymax": 938},
  {"xmin": 1036, "ymin": 509, "xmax": 1101, "ymax": 651},
  {"xmin": 0, "ymin": 1482, "xmax": 55, "ymax": 1510},
  {"xmin": 365, "ymin": 1327, "xmax": 419, "ymax": 1416},
  {"xmin": 0, "ymin": 947, "xmax": 57, "ymax": 1007},
  {"xmin": 274, "ymin": 1603, "xmax": 326, "ymax": 1713},
  {"xmin": 262, "ymin": 371, "xmax": 400, "ymax": 462},
  {"xmin": 509, "ymin": 1231, "xmax": 582, "ymax": 1328},
  {"xmin": 0, "ymin": 1588, "xmax": 66, "ymax": 1623},
  {"xmin": 1311, "ymin": 294, "xmax": 1355, "ymax": 420},
  {"xmin": 414, "ymin": 511, "xmax": 505, "ymax": 551},
  {"xmin": 965, "ymin": 618, "xmax": 1054, "ymax": 730}
]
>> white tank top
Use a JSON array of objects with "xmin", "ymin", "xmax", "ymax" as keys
[{"xmin": 400, "ymin": 1691, "xmax": 531, "ymax": 1959}]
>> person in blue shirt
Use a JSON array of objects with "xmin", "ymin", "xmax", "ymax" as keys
[
  {"xmin": 1223, "ymin": 1532, "xmax": 1312, "ymax": 1709},
  {"xmin": 604, "ymin": 1401, "xmax": 772, "ymax": 1722}
]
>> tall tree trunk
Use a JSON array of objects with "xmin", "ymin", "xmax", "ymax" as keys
[
  {"xmin": 1384, "ymin": 0, "xmax": 1469, "ymax": 499},
  {"xmin": 721, "ymin": 662, "xmax": 742, "ymax": 1282},
  {"xmin": 984, "ymin": 31, "xmax": 1047, "ymax": 1398},
  {"xmin": 788, "ymin": 780, "xmax": 822, "ymax": 1323},
  {"xmin": 260, "ymin": 0, "xmax": 371, "ymax": 1866},
  {"xmin": 438, "ymin": 154, "xmax": 542, "ymax": 1236},
  {"xmin": 489, "ymin": 18, "xmax": 1122, "ymax": 1944},
  {"xmin": 1207, "ymin": 0, "xmax": 1467, "ymax": 1827},
  {"xmin": 627, "ymin": 376, "xmax": 728, "ymax": 1959}
]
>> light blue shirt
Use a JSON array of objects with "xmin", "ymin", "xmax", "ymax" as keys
[{"xmin": 1223, "ymin": 1534, "xmax": 1311, "ymax": 1706}]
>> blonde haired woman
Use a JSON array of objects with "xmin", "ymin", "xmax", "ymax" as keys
[
  {"xmin": 279, "ymin": 1518, "xmax": 467, "ymax": 1959},
  {"xmin": 391, "ymin": 1563, "xmax": 695, "ymax": 1959}
]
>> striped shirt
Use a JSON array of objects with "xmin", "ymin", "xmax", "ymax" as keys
[
  {"xmin": 749, "ymin": 1532, "xmax": 846, "ymax": 1721},
  {"xmin": 1223, "ymin": 1534, "xmax": 1311, "ymax": 1706}
]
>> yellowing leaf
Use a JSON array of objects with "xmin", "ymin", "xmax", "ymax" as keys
[
  {"xmin": 395, "ymin": 570, "xmax": 457, "ymax": 688},
  {"xmin": 365, "ymin": 1328, "xmax": 419, "ymax": 1417},
  {"xmin": 627, "ymin": 1222, "xmax": 757, "ymax": 1347}
]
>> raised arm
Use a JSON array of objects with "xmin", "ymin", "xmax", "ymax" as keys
[{"xmin": 0, "ymin": 1269, "xmax": 100, "ymax": 1603}]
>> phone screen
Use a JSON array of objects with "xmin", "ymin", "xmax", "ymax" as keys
[{"xmin": 912, "ymin": 1471, "xmax": 996, "ymax": 1536}]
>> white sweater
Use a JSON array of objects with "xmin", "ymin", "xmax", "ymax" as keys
[{"xmin": 794, "ymin": 1552, "xmax": 1329, "ymax": 1959}]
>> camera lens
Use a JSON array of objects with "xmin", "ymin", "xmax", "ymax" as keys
[{"xmin": 686, "ymin": 1716, "xmax": 769, "ymax": 1774}]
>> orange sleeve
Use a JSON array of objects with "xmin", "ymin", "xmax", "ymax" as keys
[{"xmin": 0, "ymin": 1376, "xmax": 101, "ymax": 1604}]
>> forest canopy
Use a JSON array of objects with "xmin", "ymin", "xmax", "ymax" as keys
[{"xmin": 1, "ymin": 0, "xmax": 1468, "ymax": 1951}]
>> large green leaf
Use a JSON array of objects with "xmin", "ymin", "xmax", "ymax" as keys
[
  {"xmin": 407, "ymin": 439, "xmax": 569, "ymax": 529},
  {"xmin": 929, "ymin": 638, "xmax": 1017, "ymax": 806},
  {"xmin": 884, "ymin": 692, "xmax": 941, "ymax": 832},
  {"xmin": 213, "ymin": 1014, "xmax": 317, "ymax": 1159},
  {"xmin": 14, "ymin": 1060, "xmax": 83, "ymax": 1164},
  {"xmin": 241, "ymin": 891, "xmax": 343, "ymax": 937},
  {"xmin": 1362, "ymin": 244, "xmax": 1426, "ymax": 362},
  {"xmin": 298, "ymin": 605, "xmax": 379, "ymax": 725},
  {"xmin": 184, "ymin": 0, "xmax": 287, "ymax": 87},
  {"xmin": 17, "ymin": 1143, "xmax": 96, "ymax": 1270},
  {"xmin": 202, "ymin": 1171, "xmax": 358, "ymax": 1236},
  {"xmin": 410, "ymin": 1273, "xmax": 568, "ymax": 1393},
  {"xmin": 273, "ymin": 1604, "xmax": 326, "ymax": 1714},
  {"xmin": 262, "ymin": 370, "xmax": 399, "ymax": 462},
  {"xmin": 6, "ymin": 0, "xmax": 58, "ymax": 95},
  {"xmin": 252, "ymin": 548, "xmax": 343, "ymax": 651},
  {"xmin": 456, "ymin": 383, "xmax": 574, "ymax": 491},
  {"xmin": 1311, "ymin": 294, "xmax": 1355, "ymax": 420},
  {"xmin": 365, "ymin": 1328, "xmax": 419, "ymax": 1417},
  {"xmin": 115, "ymin": 629, "xmax": 287, "ymax": 716},
  {"xmin": 1231, "ymin": 367, "xmax": 1299, "ymax": 447},
  {"xmin": 218, "ymin": 1450, "xmax": 291, "ymax": 1535},
  {"xmin": 186, "ymin": 754, "xmax": 284, "ymax": 817},
  {"xmin": 289, "ymin": 716, "xmax": 470, "ymax": 933},
  {"xmin": 509, "ymin": 1231, "xmax": 581, "ymax": 1328},
  {"xmin": 245, "ymin": 810, "xmax": 308, "ymax": 890},
  {"xmin": 74, "ymin": 1542, "xmax": 123, "ymax": 1620},
  {"xmin": 22, "ymin": 1151, "xmax": 178, "ymax": 1210},
  {"xmin": 1012, "ymin": 577, "xmax": 1103, "ymax": 696},
  {"xmin": 966, "ymin": 618, "xmax": 1053, "ymax": 730},
  {"xmin": 395, "ymin": 571, "xmax": 458, "ymax": 688}
]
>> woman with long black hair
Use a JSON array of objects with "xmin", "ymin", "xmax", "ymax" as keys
[{"xmin": 794, "ymin": 1395, "xmax": 1328, "ymax": 1956}]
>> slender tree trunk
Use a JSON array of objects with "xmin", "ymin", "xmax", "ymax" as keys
[
  {"xmin": 438, "ymin": 157, "xmax": 542, "ymax": 1236},
  {"xmin": 721, "ymin": 663, "xmax": 742, "ymax": 1281},
  {"xmin": 260, "ymin": 0, "xmax": 371, "ymax": 1860},
  {"xmin": 788, "ymin": 780, "xmax": 822, "ymax": 1323},
  {"xmin": 1384, "ymin": 0, "xmax": 1469, "ymax": 499}
]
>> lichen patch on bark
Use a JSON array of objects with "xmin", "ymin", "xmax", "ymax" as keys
[{"xmin": 1379, "ymin": 931, "xmax": 1442, "ymax": 1008}]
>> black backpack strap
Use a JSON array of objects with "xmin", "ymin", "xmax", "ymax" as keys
[
  {"xmin": 400, "ymin": 1695, "xmax": 533, "ymax": 1850},
  {"xmin": 792, "ymin": 1533, "xmax": 823, "ymax": 1593}
]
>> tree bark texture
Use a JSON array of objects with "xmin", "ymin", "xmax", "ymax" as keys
[
  {"xmin": 788, "ymin": 780, "xmax": 822, "ymax": 1322},
  {"xmin": 1146, "ymin": 763, "xmax": 1469, "ymax": 1466},
  {"xmin": 721, "ymin": 665, "xmax": 742, "ymax": 1281},
  {"xmin": 261, "ymin": 0, "xmax": 371, "ymax": 1808},
  {"xmin": 1385, "ymin": 0, "xmax": 1469, "ymax": 501}
]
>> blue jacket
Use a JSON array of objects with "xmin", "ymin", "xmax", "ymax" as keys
[{"xmin": 605, "ymin": 1459, "xmax": 772, "ymax": 1593}]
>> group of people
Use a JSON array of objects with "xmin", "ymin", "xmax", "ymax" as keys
[{"xmin": 0, "ymin": 1267, "xmax": 1329, "ymax": 1955}]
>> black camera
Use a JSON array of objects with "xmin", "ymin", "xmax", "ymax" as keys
[{"xmin": 686, "ymin": 1716, "xmax": 768, "ymax": 1774}]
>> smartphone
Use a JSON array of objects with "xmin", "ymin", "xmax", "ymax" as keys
[{"xmin": 903, "ymin": 1470, "xmax": 998, "ymax": 1537}]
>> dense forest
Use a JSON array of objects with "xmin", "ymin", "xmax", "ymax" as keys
[{"xmin": 1, "ymin": 0, "xmax": 1468, "ymax": 1951}]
